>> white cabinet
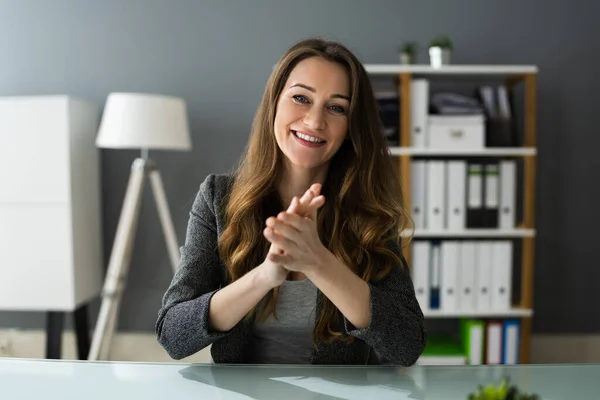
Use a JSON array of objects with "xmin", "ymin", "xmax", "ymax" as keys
[{"xmin": 0, "ymin": 96, "xmax": 103, "ymax": 312}]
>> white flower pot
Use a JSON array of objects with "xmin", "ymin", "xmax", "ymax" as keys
[{"xmin": 429, "ymin": 47, "xmax": 451, "ymax": 68}]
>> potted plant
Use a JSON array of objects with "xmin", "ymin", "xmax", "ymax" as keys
[
  {"xmin": 467, "ymin": 377, "xmax": 541, "ymax": 400},
  {"xmin": 428, "ymin": 34, "xmax": 453, "ymax": 67},
  {"xmin": 399, "ymin": 41, "xmax": 417, "ymax": 64}
]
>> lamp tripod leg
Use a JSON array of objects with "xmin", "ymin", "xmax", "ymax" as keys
[
  {"xmin": 147, "ymin": 160, "xmax": 181, "ymax": 272},
  {"xmin": 99, "ymin": 293, "xmax": 120, "ymax": 361},
  {"xmin": 88, "ymin": 159, "xmax": 146, "ymax": 361}
]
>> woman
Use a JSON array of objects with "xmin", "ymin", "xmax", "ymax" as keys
[{"xmin": 156, "ymin": 38, "xmax": 426, "ymax": 365}]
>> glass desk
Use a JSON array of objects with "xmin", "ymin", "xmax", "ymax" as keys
[{"xmin": 0, "ymin": 358, "xmax": 597, "ymax": 399}]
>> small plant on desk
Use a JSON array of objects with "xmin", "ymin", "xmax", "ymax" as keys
[{"xmin": 467, "ymin": 377, "xmax": 541, "ymax": 400}]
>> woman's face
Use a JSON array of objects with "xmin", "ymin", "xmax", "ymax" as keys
[{"xmin": 274, "ymin": 56, "xmax": 350, "ymax": 172}]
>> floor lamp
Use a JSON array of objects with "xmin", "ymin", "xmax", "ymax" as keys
[{"xmin": 89, "ymin": 93, "xmax": 192, "ymax": 361}]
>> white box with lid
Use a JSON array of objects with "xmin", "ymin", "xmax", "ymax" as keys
[{"xmin": 427, "ymin": 115, "xmax": 485, "ymax": 149}]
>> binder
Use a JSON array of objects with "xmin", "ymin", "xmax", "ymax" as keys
[
  {"xmin": 458, "ymin": 241, "xmax": 477, "ymax": 311},
  {"xmin": 497, "ymin": 86, "xmax": 512, "ymax": 120},
  {"xmin": 417, "ymin": 335, "xmax": 466, "ymax": 366},
  {"xmin": 466, "ymin": 162, "xmax": 484, "ymax": 228},
  {"xmin": 476, "ymin": 85, "xmax": 514, "ymax": 147},
  {"xmin": 483, "ymin": 162, "xmax": 499, "ymax": 228},
  {"xmin": 495, "ymin": 85, "xmax": 516, "ymax": 147},
  {"xmin": 426, "ymin": 161, "xmax": 446, "ymax": 231},
  {"xmin": 411, "ymin": 241, "xmax": 431, "ymax": 312},
  {"xmin": 477, "ymin": 86, "xmax": 497, "ymax": 119},
  {"xmin": 440, "ymin": 241, "xmax": 460, "ymax": 312},
  {"xmin": 502, "ymin": 320, "xmax": 520, "ymax": 364},
  {"xmin": 475, "ymin": 241, "xmax": 492, "ymax": 311},
  {"xmin": 491, "ymin": 241, "xmax": 513, "ymax": 310},
  {"xmin": 499, "ymin": 160, "xmax": 517, "ymax": 229},
  {"xmin": 485, "ymin": 321, "xmax": 503, "ymax": 365},
  {"xmin": 411, "ymin": 160, "xmax": 427, "ymax": 230},
  {"xmin": 375, "ymin": 91, "xmax": 400, "ymax": 146},
  {"xmin": 410, "ymin": 79, "xmax": 429, "ymax": 148},
  {"xmin": 446, "ymin": 161, "xmax": 467, "ymax": 230},
  {"xmin": 460, "ymin": 319, "xmax": 484, "ymax": 365},
  {"xmin": 430, "ymin": 241, "xmax": 441, "ymax": 309}
]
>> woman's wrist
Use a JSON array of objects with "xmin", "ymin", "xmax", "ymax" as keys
[
  {"xmin": 305, "ymin": 247, "xmax": 336, "ymax": 280},
  {"xmin": 254, "ymin": 262, "xmax": 281, "ymax": 291}
]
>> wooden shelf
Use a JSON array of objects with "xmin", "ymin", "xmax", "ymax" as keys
[
  {"xmin": 403, "ymin": 228, "xmax": 535, "ymax": 238},
  {"xmin": 424, "ymin": 308, "xmax": 533, "ymax": 318},
  {"xmin": 367, "ymin": 63, "xmax": 538, "ymax": 364},
  {"xmin": 389, "ymin": 147, "xmax": 537, "ymax": 157},
  {"xmin": 365, "ymin": 64, "xmax": 538, "ymax": 76}
]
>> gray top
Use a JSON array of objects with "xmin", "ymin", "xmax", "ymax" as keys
[
  {"xmin": 155, "ymin": 173, "xmax": 426, "ymax": 365},
  {"xmin": 251, "ymin": 278, "xmax": 318, "ymax": 364}
]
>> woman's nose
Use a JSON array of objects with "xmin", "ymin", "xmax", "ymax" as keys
[{"xmin": 303, "ymin": 106, "xmax": 325, "ymax": 130}]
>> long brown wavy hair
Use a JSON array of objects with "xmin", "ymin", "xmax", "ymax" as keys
[{"xmin": 218, "ymin": 37, "xmax": 412, "ymax": 344}]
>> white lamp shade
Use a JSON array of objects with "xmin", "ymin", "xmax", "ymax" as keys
[{"xmin": 96, "ymin": 93, "xmax": 192, "ymax": 151}]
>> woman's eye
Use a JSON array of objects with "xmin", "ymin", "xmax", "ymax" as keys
[
  {"xmin": 329, "ymin": 105, "xmax": 346, "ymax": 114},
  {"xmin": 292, "ymin": 94, "xmax": 309, "ymax": 104}
]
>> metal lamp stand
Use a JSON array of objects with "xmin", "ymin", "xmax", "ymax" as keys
[{"xmin": 88, "ymin": 151, "xmax": 180, "ymax": 361}]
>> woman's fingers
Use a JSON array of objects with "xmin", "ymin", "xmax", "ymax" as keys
[
  {"xmin": 289, "ymin": 184, "xmax": 322, "ymax": 217},
  {"xmin": 264, "ymin": 226, "xmax": 296, "ymax": 252},
  {"xmin": 266, "ymin": 217, "xmax": 301, "ymax": 242},
  {"xmin": 287, "ymin": 196, "xmax": 300, "ymax": 213},
  {"xmin": 299, "ymin": 195, "xmax": 325, "ymax": 221}
]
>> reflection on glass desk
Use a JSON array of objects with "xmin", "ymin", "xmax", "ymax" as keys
[{"xmin": 0, "ymin": 358, "xmax": 597, "ymax": 399}]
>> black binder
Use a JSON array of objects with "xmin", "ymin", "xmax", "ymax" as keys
[
  {"xmin": 375, "ymin": 92, "xmax": 400, "ymax": 146},
  {"xmin": 476, "ymin": 85, "xmax": 516, "ymax": 147},
  {"xmin": 482, "ymin": 162, "xmax": 500, "ymax": 228},
  {"xmin": 466, "ymin": 162, "xmax": 484, "ymax": 228}
]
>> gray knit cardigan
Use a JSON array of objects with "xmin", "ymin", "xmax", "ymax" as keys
[{"xmin": 155, "ymin": 174, "xmax": 426, "ymax": 365}]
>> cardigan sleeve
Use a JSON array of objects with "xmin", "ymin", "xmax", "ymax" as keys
[
  {"xmin": 155, "ymin": 174, "xmax": 231, "ymax": 360},
  {"xmin": 343, "ymin": 240, "xmax": 427, "ymax": 366}
]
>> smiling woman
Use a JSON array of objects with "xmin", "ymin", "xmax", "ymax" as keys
[
  {"xmin": 156, "ymin": 38, "xmax": 426, "ymax": 366},
  {"xmin": 274, "ymin": 57, "xmax": 350, "ymax": 177}
]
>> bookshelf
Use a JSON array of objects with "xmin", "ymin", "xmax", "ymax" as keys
[{"xmin": 365, "ymin": 64, "xmax": 538, "ymax": 364}]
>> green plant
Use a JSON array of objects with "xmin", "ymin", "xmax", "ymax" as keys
[
  {"xmin": 399, "ymin": 41, "xmax": 418, "ymax": 55},
  {"xmin": 429, "ymin": 34, "xmax": 453, "ymax": 50},
  {"xmin": 467, "ymin": 378, "xmax": 541, "ymax": 400}
]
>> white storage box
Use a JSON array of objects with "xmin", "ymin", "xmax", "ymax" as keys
[{"xmin": 427, "ymin": 115, "xmax": 485, "ymax": 149}]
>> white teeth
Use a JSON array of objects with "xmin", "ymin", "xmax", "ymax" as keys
[{"xmin": 294, "ymin": 131, "xmax": 323, "ymax": 143}]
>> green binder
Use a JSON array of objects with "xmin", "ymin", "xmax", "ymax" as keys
[
  {"xmin": 460, "ymin": 319, "xmax": 485, "ymax": 365},
  {"xmin": 419, "ymin": 335, "xmax": 466, "ymax": 365}
]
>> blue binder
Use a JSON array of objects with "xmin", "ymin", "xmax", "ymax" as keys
[{"xmin": 502, "ymin": 319, "xmax": 520, "ymax": 364}]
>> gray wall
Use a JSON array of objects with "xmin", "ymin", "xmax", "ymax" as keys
[{"xmin": 1, "ymin": 0, "xmax": 599, "ymax": 335}]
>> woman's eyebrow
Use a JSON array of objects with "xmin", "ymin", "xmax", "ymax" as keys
[{"xmin": 289, "ymin": 83, "xmax": 350, "ymax": 101}]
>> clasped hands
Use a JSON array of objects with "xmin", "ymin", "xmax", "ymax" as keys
[{"xmin": 263, "ymin": 183, "xmax": 330, "ymax": 279}]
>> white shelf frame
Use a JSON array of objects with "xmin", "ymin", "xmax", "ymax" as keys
[
  {"xmin": 402, "ymin": 228, "xmax": 535, "ymax": 238},
  {"xmin": 365, "ymin": 64, "xmax": 538, "ymax": 75},
  {"xmin": 389, "ymin": 147, "xmax": 537, "ymax": 157},
  {"xmin": 424, "ymin": 308, "xmax": 533, "ymax": 318}
]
